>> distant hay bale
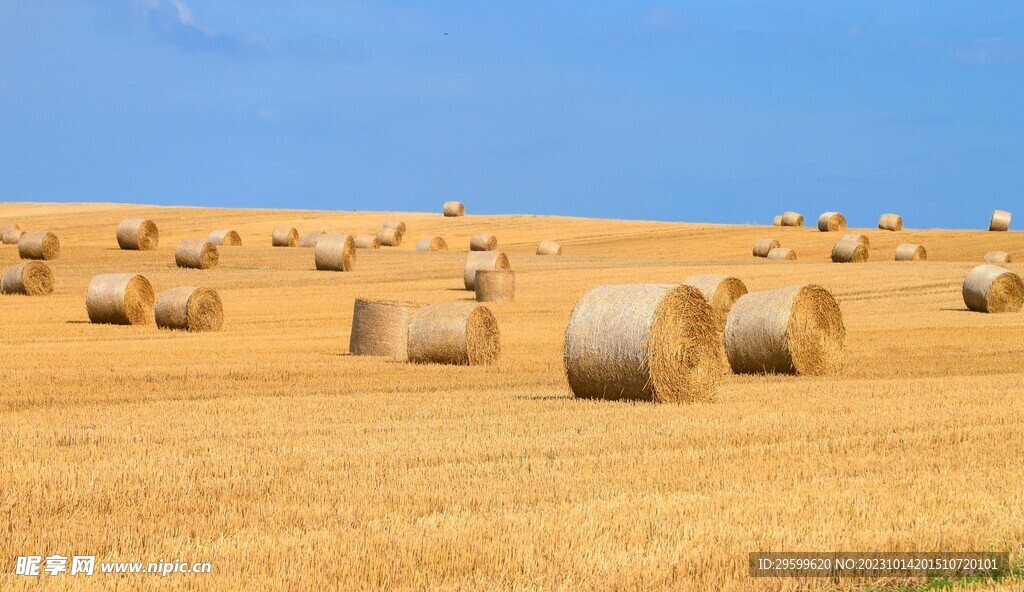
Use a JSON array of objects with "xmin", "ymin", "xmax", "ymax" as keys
[
  {"xmin": 878, "ymin": 213, "xmax": 903, "ymax": 231},
  {"xmin": 415, "ymin": 236, "xmax": 448, "ymax": 251},
  {"xmin": 443, "ymin": 201, "xmax": 465, "ymax": 217},
  {"xmin": 475, "ymin": 269, "xmax": 516, "ymax": 303},
  {"xmin": 963, "ymin": 265, "xmax": 1024, "ymax": 313},
  {"xmin": 348, "ymin": 298, "xmax": 420, "ymax": 358},
  {"xmin": 470, "ymin": 232, "xmax": 497, "ymax": 251},
  {"xmin": 831, "ymin": 238, "xmax": 868, "ymax": 263},
  {"xmin": 354, "ymin": 234, "xmax": 381, "ymax": 249},
  {"xmin": 382, "ymin": 220, "xmax": 407, "ymax": 234},
  {"xmin": 314, "ymin": 234, "xmax": 356, "ymax": 271},
  {"xmin": 175, "ymin": 238, "xmax": 219, "ymax": 269},
  {"xmin": 116, "ymin": 218, "xmax": 159, "ymax": 250},
  {"xmin": 272, "ymin": 227, "xmax": 299, "ymax": 247},
  {"xmin": 18, "ymin": 231, "xmax": 60, "ymax": 260},
  {"xmin": 408, "ymin": 302, "xmax": 500, "ymax": 365},
  {"xmin": 752, "ymin": 238, "xmax": 781, "ymax": 258},
  {"xmin": 155, "ymin": 286, "xmax": 223, "ymax": 332},
  {"xmin": 989, "ymin": 210, "xmax": 1011, "ymax": 232},
  {"xmin": 537, "ymin": 240, "xmax": 562, "ymax": 255},
  {"xmin": 298, "ymin": 231, "xmax": 326, "ymax": 248},
  {"xmin": 772, "ymin": 216, "xmax": 782, "ymax": 226},
  {"xmin": 767, "ymin": 247, "xmax": 796, "ymax": 261},
  {"xmin": 463, "ymin": 251, "xmax": 509, "ymax": 290},
  {"xmin": 86, "ymin": 273, "xmax": 155, "ymax": 325},
  {"xmin": 895, "ymin": 243, "xmax": 926, "ymax": 261},
  {"xmin": 984, "ymin": 251, "xmax": 1012, "ymax": 265},
  {"xmin": 1, "ymin": 224, "xmax": 24, "ymax": 245},
  {"xmin": 817, "ymin": 212, "xmax": 847, "ymax": 232},
  {"xmin": 682, "ymin": 274, "xmax": 748, "ymax": 329},
  {"xmin": 208, "ymin": 230, "xmax": 241, "ymax": 246},
  {"xmin": 725, "ymin": 284, "xmax": 845, "ymax": 376},
  {"xmin": 780, "ymin": 212, "xmax": 804, "ymax": 227},
  {"xmin": 1, "ymin": 261, "xmax": 54, "ymax": 296},
  {"xmin": 377, "ymin": 227, "xmax": 403, "ymax": 247},
  {"xmin": 842, "ymin": 234, "xmax": 870, "ymax": 248},
  {"xmin": 564, "ymin": 284, "xmax": 723, "ymax": 403}
]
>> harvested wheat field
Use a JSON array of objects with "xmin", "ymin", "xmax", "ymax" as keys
[{"xmin": 1, "ymin": 202, "xmax": 1023, "ymax": 591}]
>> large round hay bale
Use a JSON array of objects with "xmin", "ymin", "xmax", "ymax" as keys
[
  {"xmin": 348, "ymin": 298, "xmax": 420, "ymax": 358},
  {"xmin": 377, "ymin": 228, "xmax": 403, "ymax": 247},
  {"xmin": 752, "ymin": 238, "xmax": 781, "ymax": 258},
  {"xmin": 408, "ymin": 302, "xmax": 500, "ymax": 365},
  {"xmin": 537, "ymin": 240, "xmax": 562, "ymax": 255},
  {"xmin": 1, "ymin": 261, "xmax": 54, "ymax": 296},
  {"xmin": 725, "ymin": 284, "xmax": 845, "ymax": 375},
  {"xmin": 86, "ymin": 273, "xmax": 155, "ymax": 325},
  {"xmin": 314, "ymin": 234, "xmax": 356, "ymax": 271},
  {"xmin": 963, "ymin": 265, "xmax": 1024, "ymax": 313},
  {"xmin": 984, "ymin": 251, "xmax": 1012, "ymax": 265},
  {"xmin": 354, "ymin": 234, "xmax": 381, "ymax": 249},
  {"xmin": 780, "ymin": 212, "xmax": 804, "ymax": 227},
  {"xmin": 1, "ymin": 224, "xmax": 24, "ymax": 245},
  {"xmin": 208, "ymin": 230, "xmax": 241, "ymax": 246},
  {"xmin": 682, "ymin": 274, "xmax": 747, "ymax": 330},
  {"xmin": 463, "ymin": 251, "xmax": 509, "ymax": 290},
  {"xmin": 895, "ymin": 243, "xmax": 926, "ymax": 261},
  {"xmin": 772, "ymin": 215, "xmax": 782, "ymax": 226},
  {"xmin": 564, "ymin": 284, "xmax": 723, "ymax": 403},
  {"xmin": 272, "ymin": 227, "xmax": 299, "ymax": 247},
  {"xmin": 298, "ymin": 231, "xmax": 326, "ymax": 248},
  {"xmin": 116, "ymin": 218, "xmax": 159, "ymax": 250},
  {"xmin": 155, "ymin": 286, "xmax": 223, "ymax": 332},
  {"xmin": 175, "ymin": 238, "xmax": 219, "ymax": 269},
  {"xmin": 415, "ymin": 236, "xmax": 448, "ymax": 251},
  {"xmin": 18, "ymin": 231, "xmax": 60, "ymax": 260},
  {"xmin": 470, "ymin": 232, "xmax": 497, "ymax": 251},
  {"xmin": 443, "ymin": 201, "xmax": 465, "ymax": 217},
  {"xmin": 842, "ymin": 234, "xmax": 870, "ymax": 248},
  {"xmin": 989, "ymin": 210, "xmax": 1011, "ymax": 232},
  {"xmin": 767, "ymin": 247, "xmax": 796, "ymax": 261},
  {"xmin": 831, "ymin": 238, "xmax": 868, "ymax": 263},
  {"xmin": 878, "ymin": 213, "xmax": 903, "ymax": 231},
  {"xmin": 817, "ymin": 212, "xmax": 847, "ymax": 232},
  {"xmin": 475, "ymin": 269, "xmax": 516, "ymax": 303},
  {"xmin": 382, "ymin": 220, "xmax": 407, "ymax": 234}
]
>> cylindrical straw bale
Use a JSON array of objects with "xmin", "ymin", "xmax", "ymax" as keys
[
  {"xmin": 314, "ymin": 234, "xmax": 356, "ymax": 271},
  {"xmin": 354, "ymin": 234, "xmax": 381, "ymax": 249},
  {"xmin": 377, "ymin": 227, "xmax": 403, "ymax": 247},
  {"xmin": 208, "ymin": 230, "xmax": 241, "ymax": 246},
  {"xmin": 470, "ymin": 232, "xmax": 497, "ymax": 251},
  {"xmin": 752, "ymin": 238, "xmax": 781, "ymax": 258},
  {"xmin": 18, "ymin": 231, "xmax": 60, "ymax": 260},
  {"xmin": 155, "ymin": 286, "xmax": 223, "ymax": 332},
  {"xmin": 537, "ymin": 240, "xmax": 562, "ymax": 255},
  {"xmin": 348, "ymin": 298, "xmax": 420, "ymax": 358},
  {"xmin": 86, "ymin": 273, "xmax": 155, "ymax": 325},
  {"xmin": 443, "ymin": 201, "xmax": 465, "ymax": 217},
  {"xmin": 1, "ymin": 261, "xmax": 54, "ymax": 296},
  {"xmin": 175, "ymin": 239, "xmax": 219, "ymax": 269},
  {"xmin": 963, "ymin": 265, "xmax": 1024, "ymax": 313},
  {"xmin": 408, "ymin": 302, "xmax": 500, "ymax": 365},
  {"xmin": 382, "ymin": 221, "xmax": 407, "ymax": 234},
  {"xmin": 767, "ymin": 247, "xmax": 796, "ymax": 260},
  {"xmin": 116, "ymin": 219, "xmax": 159, "ymax": 250},
  {"xmin": 780, "ymin": 212, "xmax": 804, "ymax": 227},
  {"xmin": 475, "ymin": 269, "xmax": 516, "ymax": 303},
  {"xmin": 817, "ymin": 212, "xmax": 847, "ymax": 232},
  {"xmin": 683, "ymin": 275, "xmax": 748, "ymax": 329},
  {"xmin": 984, "ymin": 251, "xmax": 1012, "ymax": 265},
  {"xmin": 415, "ymin": 236, "xmax": 448, "ymax": 251},
  {"xmin": 772, "ymin": 216, "xmax": 782, "ymax": 226},
  {"xmin": 832, "ymin": 239, "xmax": 868, "ymax": 263},
  {"xmin": 989, "ymin": 210, "xmax": 1011, "ymax": 232},
  {"xmin": 895, "ymin": 243, "xmax": 926, "ymax": 261},
  {"xmin": 878, "ymin": 213, "xmax": 903, "ymax": 231},
  {"xmin": 298, "ymin": 231, "xmax": 325, "ymax": 248},
  {"xmin": 1, "ymin": 224, "xmax": 24, "ymax": 245},
  {"xmin": 272, "ymin": 227, "xmax": 299, "ymax": 247},
  {"xmin": 463, "ymin": 251, "xmax": 509, "ymax": 290},
  {"xmin": 842, "ymin": 234, "xmax": 870, "ymax": 248}
]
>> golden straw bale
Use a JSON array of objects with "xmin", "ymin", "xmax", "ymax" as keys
[
  {"xmin": 780, "ymin": 212, "xmax": 804, "ymax": 227},
  {"xmin": 878, "ymin": 213, "xmax": 903, "ymax": 231},
  {"xmin": 175, "ymin": 239, "xmax": 219, "ymax": 269},
  {"xmin": 989, "ymin": 210, "xmax": 1011, "ymax": 232},
  {"xmin": 1, "ymin": 224, "xmax": 24, "ymax": 245},
  {"xmin": 767, "ymin": 247, "xmax": 796, "ymax": 260},
  {"xmin": 817, "ymin": 212, "xmax": 847, "ymax": 232},
  {"xmin": 963, "ymin": 265, "xmax": 1024, "ymax": 313},
  {"xmin": 377, "ymin": 228, "xmax": 403, "ymax": 247},
  {"xmin": 272, "ymin": 227, "xmax": 299, "ymax": 247},
  {"xmin": 155, "ymin": 286, "xmax": 223, "ymax": 332},
  {"xmin": 408, "ymin": 302, "xmax": 500, "ymax": 365},
  {"xmin": 984, "ymin": 251, "xmax": 1012, "ymax": 265},
  {"xmin": 415, "ymin": 236, "xmax": 448, "ymax": 251},
  {"xmin": 18, "ymin": 231, "xmax": 60, "ymax": 260},
  {"xmin": 463, "ymin": 251, "xmax": 510, "ymax": 290},
  {"xmin": 354, "ymin": 234, "xmax": 381, "ymax": 249},
  {"xmin": 1, "ymin": 261, "xmax": 54, "ymax": 296},
  {"xmin": 832, "ymin": 239, "xmax": 868, "ymax": 263},
  {"xmin": 842, "ymin": 234, "xmax": 870, "ymax": 248},
  {"xmin": 752, "ymin": 238, "xmax": 780, "ymax": 258},
  {"xmin": 208, "ymin": 230, "xmax": 241, "ymax": 246},
  {"xmin": 116, "ymin": 218, "xmax": 159, "ymax": 250},
  {"xmin": 348, "ymin": 298, "xmax": 421, "ymax": 358},
  {"xmin": 772, "ymin": 215, "xmax": 782, "ymax": 226},
  {"xmin": 443, "ymin": 201, "xmax": 465, "ymax": 217},
  {"xmin": 470, "ymin": 232, "xmax": 497, "ymax": 251},
  {"xmin": 683, "ymin": 274, "xmax": 748, "ymax": 329},
  {"xmin": 382, "ymin": 221, "xmax": 407, "ymax": 234},
  {"xmin": 537, "ymin": 240, "xmax": 562, "ymax": 255},
  {"xmin": 298, "ymin": 231, "xmax": 326, "ymax": 248},
  {"xmin": 314, "ymin": 234, "xmax": 356, "ymax": 271},
  {"xmin": 86, "ymin": 273, "xmax": 155, "ymax": 325},
  {"xmin": 895, "ymin": 243, "xmax": 926, "ymax": 261},
  {"xmin": 475, "ymin": 269, "xmax": 516, "ymax": 303}
]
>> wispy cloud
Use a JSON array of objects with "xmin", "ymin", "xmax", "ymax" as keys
[
  {"xmin": 137, "ymin": 0, "xmax": 262, "ymax": 54},
  {"xmin": 918, "ymin": 36, "xmax": 1024, "ymax": 67}
]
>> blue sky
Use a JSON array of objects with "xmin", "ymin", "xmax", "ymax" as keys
[{"xmin": 0, "ymin": 1, "xmax": 1021, "ymax": 228}]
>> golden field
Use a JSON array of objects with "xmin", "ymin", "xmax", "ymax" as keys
[{"xmin": 1, "ymin": 201, "xmax": 1022, "ymax": 591}]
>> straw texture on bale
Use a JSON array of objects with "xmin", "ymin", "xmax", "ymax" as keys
[
  {"xmin": 208, "ymin": 230, "xmax": 241, "ymax": 246},
  {"xmin": 989, "ymin": 210, "xmax": 1011, "ymax": 232},
  {"xmin": 817, "ymin": 212, "xmax": 847, "ymax": 232},
  {"xmin": 272, "ymin": 227, "xmax": 299, "ymax": 247},
  {"xmin": 408, "ymin": 302, "xmax": 500, "ymax": 365},
  {"xmin": 443, "ymin": 201, "xmax": 465, "ymax": 217},
  {"xmin": 725, "ymin": 284, "xmax": 845, "ymax": 376},
  {"xmin": 18, "ymin": 231, "xmax": 60, "ymax": 260},
  {"xmin": 962, "ymin": 265, "xmax": 1024, "ymax": 313},
  {"xmin": 314, "ymin": 234, "xmax": 356, "ymax": 271},
  {"xmin": 298, "ymin": 231, "xmax": 326, "ymax": 248},
  {"xmin": 878, "ymin": 213, "xmax": 903, "ymax": 231},
  {"xmin": 475, "ymin": 269, "xmax": 516, "ymax": 303},
  {"xmin": 415, "ymin": 236, "xmax": 448, "ymax": 251},
  {"xmin": 1, "ymin": 261, "xmax": 54, "ymax": 296},
  {"xmin": 564, "ymin": 284, "xmax": 723, "ymax": 404},
  {"xmin": 382, "ymin": 221, "xmax": 407, "ymax": 234},
  {"xmin": 682, "ymin": 274, "xmax": 748, "ymax": 329},
  {"xmin": 175, "ymin": 239, "xmax": 219, "ymax": 270},
  {"xmin": 537, "ymin": 240, "xmax": 562, "ymax": 255},
  {"xmin": 984, "ymin": 251, "xmax": 1012, "ymax": 265},
  {"xmin": 780, "ymin": 212, "xmax": 804, "ymax": 227},
  {"xmin": 895, "ymin": 243, "xmax": 926, "ymax": 261},
  {"xmin": 377, "ymin": 228, "xmax": 403, "ymax": 247},
  {"xmin": 463, "ymin": 251, "xmax": 510, "ymax": 290},
  {"xmin": 831, "ymin": 239, "xmax": 868, "ymax": 263},
  {"xmin": 842, "ymin": 234, "xmax": 870, "ymax": 248},
  {"xmin": 155, "ymin": 286, "xmax": 224, "ymax": 332},
  {"xmin": 116, "ymin": 219, "xmax": 159, "ymax": 250},
  {"xmin": 752, "ymin": 238, "xmax": 781, "ymax": 258},
  {"xmin": 86, "ymin": 273, "xmax": 155, "ymax": 325},
  {"xmin": 2, "ymin": 224, "xmax": 24, "ymax": 245},
  {"xmin": 772, "ymin": 215, "xmax": 782, "ymax": 226},
  {"xmin": 470, "ymin": 232, "xmax": 497, "ymax": 251},
  {"xmin": 348, "ymin": 298, "xmax": 421, "ymax": 358},
  {"xmin": 767, "ymin": 247, "xmax": 796, "ymax": 261},
  {"xmin": 354, "ymin": 234, "xmax": 381, "ymax": 249}
]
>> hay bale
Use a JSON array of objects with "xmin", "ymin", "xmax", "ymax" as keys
[
  {"xmin": 878, "ymin": 213, "xmax": 903, "ymax": 231},
  {"xmin": 537, "ymin": 240, "xmax": 562, "ymax": 255},
  {"xmin": 382, "ymin": 221, "xmax": 407, "ymax": 234},
  {"xmin": 772, "ymin": 215, "xmax": 782, "ymax": 226},
  {"xmin": 116, "ymin": 218, "xmax": 159, "ymax": 250},
  {"xmin": 752, "ymin": 238, "xmax": 781, "ymax": 258},
  {"xmin": 208, "ymin": 230, "xmax": 241, "ymax": 246},
  {"xmin": 463, "ymin": 251, "xmax": 509, "ymax": 290},
  {"xmin": 1, "ymin": 261, "xmax": 54, "ymax": 296},
  {"xmin": 443, "ymin": 201, "xmax": 465, "ymax": 217},
  {"xmin": 470, "ymin": 232, "xmax": 497, "ymax": 251},
  {"xmin": 155, "ymin": 286, "xmax": 223, "ymax": 332},
  {"xmin": 780, "ymin": 212, "xmax": 804, "ymax": 227},
  {"xmin": 817, "ymin": 212, "xmax": 847, "ymax": 232},
  {"xmin": 1, "ymin": 224, "xmax": 24, "ymax": 245},
  {"xmin": 725, "ymin": 284, "xmax": 844, "ymax": 375},
  {"xmin": 377, "ymin": 228, "xmax": 403, "ymax": 247},
  {"xmin": 842, "ymin": 234, "xmax": 870, "ymax": 248},
  {"xmin": 984, "ymin": 251, "xmax": 1012, "ymax": 265},
  {"xmin": 175, "ymin": 238, "xmax": 219, "ymax": 269},
  {"xmin": 564, "ymin": 284, "xmax": 723, "ymax": 403},
  {"xmin": 86, "ymin": 273, "xmax": 155, "ymax": 325},
  {"xmin": 348, "ymin": 298, "xmax": 420, "ymax": 358},
  {"xmin": 408, "ymin": 302, "xmax": 500, "ymax": 365},
  {"xmin": 683, "ymin": 274, "xmax": 748, "ymax": 330},
  {"xmin": 354, "ymin": 234, "xmax": 381, "ymax": 249},
  {"xmin": 272, "ymin": 227, "xmax": 299, "ymax": 247},
  {"xmin": 18, "ymin": 231, "xmax": 60, "ymax": 260},
  {"xmin": 298, "ymin": 231, "xmax": 326, "ymax": 248},
  {"xmin": 767, "ymin": 247, "xmax": 796, "ymax": 261},
  {"xmin": 475, "ymin": 269, "xmax": 516, "ymax": 303},
  {"xmin": 895, "ymin": 243, "xmax": 926, "ymax": 261},
  {"xmin": 831, "ymin": 238, "xmax": 868, "ymax": 263},
  {"xmin": 963, "ymin": 265, "xmax": 1024, "ymax": 313},
  {"xmin": 415, "ymin": 236, "xmax": 448, "ymax": 251},
  {"xmin": 989, "ymin": 210, "xmax": 1011, "ymax": 232},
  {"xmin": 314, "ymin": 234, "xmax": 356, "ymax": 271}
]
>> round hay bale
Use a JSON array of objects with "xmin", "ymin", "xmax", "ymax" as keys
[
  {"xmin": 1, "ymin": 224, "xmax": 24, "ymax": 245},
  {"xmin": 382, "ymin": 220, "xmax": 407, "ymax": 234},
  {"xmin": 984, "ymin": 251, "xmax": 1012, "ymax": 265},
  {"xmin": 475, "ymin": 269, "xmax": 516, "ymax": 303},
  {"xmin": 878, "ymin": 213, "xmax": 903, "ymax": 231},
  {"xmin": 537, "ymin": 240, "xmax": 562, "ymax": 255},
  {"xmin": 408, "ymin": 302, "xmax": 500, "ymax": 365},
  {"xmin": 963, "ymin": 265, "xmax": 1024, "ymax": 313},
  {"xmin": 772, "ymin": 215, "xmax": 782, "ymax": 226},
  {"xmin": 155, "ymin": 286, "xmax": 223, "ymax": 332},
  {"xmin": 175, "ymin": 238, "xmax": 219, "ymax": 269},
  {"xmin": 470, "ymin": 232, "xmax": 497, "ymax": 251},
  {"xmin": 989, "ymin": 210, "xmax": 1011, "ymax": 232},
  {"xmin": 564, "ymin": 284, "xmax": 723, "ymax": 403},
  {"xmin": 817, "ymin": 212, "xmax": 847, "ymax": 232},
  {"xmin": 725, "ymin": 284, "xmax": 845, "ymax": 376},
  {"xmin": 415, "ymin": 236, "xmax": 448, "ymax": 251},
  {"xmin": 354, "ymin": 234, "xmax": 381, "ymax": 249},
  {"xmin": 116, "ymin": 218, "xmax": 159, "ymax": 250},
  {"xmin": 752, "ymin": 238, "xmax": 780, "ymax": 258},
  {"xmin": 780, "ymin": 212, "xmax": 804, "ymax": 227},
  {"xmin": 314, "ymin": 234, "xmax": 356, "ymax": 271},
  {"xmin": 443, "ymin": 201, "xmax": 465, "ymax": 217},
  {"xmin": 683, "ymin": 274, "xmax": 748, "ymax": 329},
  {"xmin": 895, "ymin": 243, "xmax": 926, "ymax": 261},
  {"xmin": 208, "ymin": 230, "xmax": 241, "ymax": 246},
  {"xmin": 86, "ymin": 273, "xmax": 155, "ymax": 325},
  {"xmin": 831, "ymin": 239, "xmax": 868, "ymax": 263},
  {"xmin": 272, "ymin": 227, "xmax": 299, "ymax": 247},
  {"xmin": 1, "ymin": 261, "xmax": 54, "ymax": 296},
  {"xmin": 298, "ymin": 231, "xmax": 326, "ymax": 248},
  {"xmin": 18, "ymin": 231, "xmax": 60, "ymax": 260},
  {"xmin": 842, "ymin": 234, "xmax": 870, "ymax": 248},
  {"xmin": 463, "ymin": 251, "xmax": 510, "ymax": 290},
  {"xmin": 767, "ymin": 247, "xmax": 796, "ymax": 261},
  {"xmin": 348, "ymin": 298, "xmax": 420, "ymax": 358},
  {"xmin": 377, "ymin": 228, "xmax": 403, "ymax": 247}
]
